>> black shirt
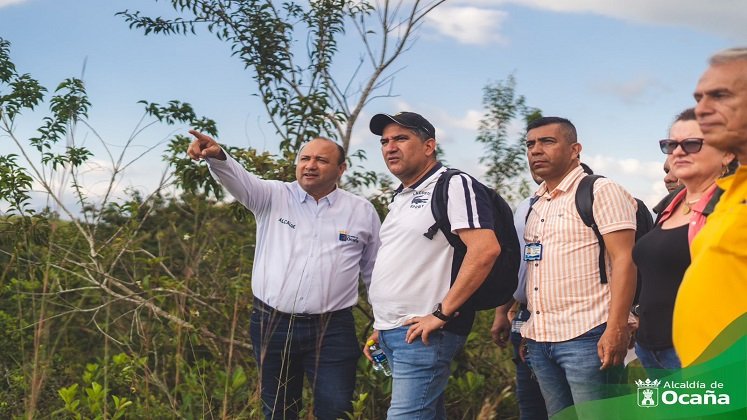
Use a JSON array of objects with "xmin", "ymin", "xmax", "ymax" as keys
[{"xmin": 632, "ymin": 223, "xmax": 690, "ymax": 350}]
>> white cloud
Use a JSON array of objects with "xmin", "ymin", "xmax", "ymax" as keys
[
  {"xmin": 583, "ymin": 153, "xmax": 670, "ymax": 208},
  {"xmin": 438, "ymin": 109, "xmax": 482, "ymax": 131},
  {"xmin": 444, "ymin": 0, "xmax": 747, "ymax": 41},
  {"xmin": 17, "ymin": 158, "xmax": 173, "ymax": 216},
  {"xmin": 425, "ymin": 6, "xmax": 508, "ymax": 45},
  {"xmin": 464, "ymin": 0, "xmax": 747, "ymax": 40},
  {"xmin": 592, "ymin": 75, "xmax": 671, "ymax": 105},
  {"xmin": 0, "ymin": 0, "xmax": 28, "ymax": 8},
  {"xmin": 583, "ymin": 154, "xmax": 662, "ymax": 177}
]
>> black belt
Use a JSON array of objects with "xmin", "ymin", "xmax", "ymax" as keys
[{"xmin": 253, "ymin": 297, "xmax": 352, "ymax": 320}]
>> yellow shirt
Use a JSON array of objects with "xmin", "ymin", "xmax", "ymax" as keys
[{"xmin": 673, "ymin": 166, "xmax": 747, "ymax": 366}]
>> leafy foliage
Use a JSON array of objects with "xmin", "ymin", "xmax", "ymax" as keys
[
  {"xmin": 119, "ymin": 0, "xmax": 354, "ymax": 152},
  {"xmin": 476, "ymin": 75, "xmax": 542, "ymax": 203},
  {"xmin": 0, "ymin": 10, "xmax": 530, "ymax": 417},
  {"xmin": 118, "ymin": 0, "xmax": 445, "ymax": 151}
]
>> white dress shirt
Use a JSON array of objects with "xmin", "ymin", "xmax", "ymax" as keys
[{"xmin": 207, "ymin": 154, "xmax": 381, "ymax": 314}]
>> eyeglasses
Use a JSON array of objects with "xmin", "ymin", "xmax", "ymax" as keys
[{"xmin": 659, "ymin": 138, "xmax": 704, "ymax": 155}]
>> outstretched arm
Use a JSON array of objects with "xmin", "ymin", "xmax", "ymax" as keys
[{"xmin": 187, "ymin": 129, "xmax": 274, "ymax": 214}]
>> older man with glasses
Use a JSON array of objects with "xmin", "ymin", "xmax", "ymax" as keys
[{"xmin": 673, "ymin": 47, "xmax": 747, "ymax": 368}]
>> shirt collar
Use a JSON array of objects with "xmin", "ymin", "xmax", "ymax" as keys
[
  {"xmin": 293, "ymin": 181, "xmax": 338, "ymax": 205},
  {"xmin": 658, "ymin": 188, "xmax": 688, "ymax": 223},
  {"xmin": 659, "ymin": 183, "xmax": 720, "ymax": 223},
  {"xmin": 393, "ymin": 162, "xmax": 444, "ymax": 195},
  {"xmin": 535, "ymin": 165, "xmax": 586, "ymax": 197}
]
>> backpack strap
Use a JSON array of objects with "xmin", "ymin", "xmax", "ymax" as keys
[
  {"xmin": 525, "ymin": 195, "xmax": 541, "ymax": 223},
  {"xmin": 574, "ymin": 175, "xmax": 609, "ymax": 284},
  {"xmin": 424, "ymin": 168, "xmax": 463, "ymax": 249}
]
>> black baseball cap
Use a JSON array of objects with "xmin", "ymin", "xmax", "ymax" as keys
[{"xmin": 369, "ymin": 112, "xmax": 436, "ymax": 139}]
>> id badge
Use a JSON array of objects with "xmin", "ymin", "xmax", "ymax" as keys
[{"xmin": 524, "ymin": 242, "xmax": 543, "ymax": 261}]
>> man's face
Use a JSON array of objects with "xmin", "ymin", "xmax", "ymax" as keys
[
  {"xmin": 380, "ymin": 123, "xmax": 435, "ymax": 186},
  {"xmin": 525, "ymin": 123, "xmax": 580, "ymax": 184},
  {"xmin": 663, "ymin": 155, "xmax": 679, "ymax": 193},
  {"xmin": 295, "ymin": 139, "xmax": 345, "ymax": 200},
  {"xmin": 694, "ymin": 60, "xmax": 747, "ymax": 157}
]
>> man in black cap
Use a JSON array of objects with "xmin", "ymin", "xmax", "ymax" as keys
[{"xmin": 363, "ymin": 112, "xmax": 501, "ymax": 419}]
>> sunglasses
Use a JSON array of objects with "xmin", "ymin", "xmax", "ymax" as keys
[{"xmin": 659, "ymin": 138, "xmax": 704, "ymax": 155}]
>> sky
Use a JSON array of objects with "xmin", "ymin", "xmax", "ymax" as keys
[{"xmin": 1, "ymin": 0, "xmax": 746, "ymax": 214}]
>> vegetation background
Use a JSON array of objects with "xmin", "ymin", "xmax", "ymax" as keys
[{"xmin": 0, "ymin": 1, "xmax": 550, "ymax": 418}]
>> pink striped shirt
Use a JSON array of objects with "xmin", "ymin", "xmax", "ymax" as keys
[
  {"xmin": 657, "ymin": 184, "xmax": 718, "ymax": 244},
  {"xmin": 521, "ymin": 166, "xmax": 637, "ymax": 342}
]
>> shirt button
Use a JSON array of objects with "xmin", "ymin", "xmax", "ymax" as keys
[
  {"xmin": 536, "ymin": 311, "xmax": 540, "ymax": 315},
  {"xmin": 534, "ymin": 287, "xmax": 538, "ymax": 291},
  {"xmin": 546, "ymin": 198, "xmax": 551, "ymax": 201},
  {"xmin": 534, "ymin": 263, "xmax": 539, "ymax": 267},
  {"xmin": 540, "ymin": 218, "xmax": 545, "ymax": 222}
]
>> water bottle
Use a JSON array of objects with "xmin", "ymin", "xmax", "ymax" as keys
[{"xmin": 366, "ymin": 339, "xmax": 392, "ymax": 376}]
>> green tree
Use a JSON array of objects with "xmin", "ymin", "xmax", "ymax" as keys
[
  {"xmin": 1, "ymin": 37, "xmax": 262, "ymax": 418},
  {"xmin": 475, "ymin": 75, "xmax": 542, "ymax": 203},
  {"xmin": 119, "ymin": 0, "xmax": 445, "ymax": 152}
]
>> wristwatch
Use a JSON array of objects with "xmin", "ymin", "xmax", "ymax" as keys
[{"xmin": 432, "ymin": 303, "xmax": 457, "ymax": 322}]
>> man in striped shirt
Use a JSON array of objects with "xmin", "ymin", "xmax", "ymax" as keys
[{"xmin": 521, "ymin": 117, "xmax": 637, "ymax": 417}]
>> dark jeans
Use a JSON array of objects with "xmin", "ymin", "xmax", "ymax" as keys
[
  {"xmin": 249, "ymin": 299, "xmax": 360, "ymax": 420},
  {"xmin": 634, "ymin": 342, "xmax": 681, "ymax": 378},
  {"xmin": 511, "ymin": 308, "xmax": 548, "ymax": 420}
]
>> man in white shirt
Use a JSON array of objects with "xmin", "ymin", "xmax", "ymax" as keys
[
  {"xmin": 188, "ymin": 131, "xmax": 381, "ymax": 420},
  {"xmin": 363, "ymin": 112, "xmax": 501, "ymax": 419}
]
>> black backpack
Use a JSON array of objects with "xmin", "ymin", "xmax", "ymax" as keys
[
  {"xmin": 423, "ymin": 168, "xmax": 520, "ymax": 311},
  {"xmin": 575, "ymin": 175, "xmax": 654, "ymax": 302}
]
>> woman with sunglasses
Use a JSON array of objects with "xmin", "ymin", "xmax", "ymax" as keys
[{"xmin": 631, "ymin": 108, "xmax": 736, "ymax": 373}]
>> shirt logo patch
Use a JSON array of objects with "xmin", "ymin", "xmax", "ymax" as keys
[
  {"xmin": 338, "ymin": 230, "xmax": 359, "ymax": 243},
  {"xmin": 410, "ymin": 192, "xmax": 430, "ymax": 208},
  {"xmin": 278, "ymin": 218, "xmax": 296, "ymax": 229}
]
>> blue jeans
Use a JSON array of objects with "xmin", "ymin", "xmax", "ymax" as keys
[
  {"xmin": 379, "ymin": 326, "xmax": 466, "ymax": 420},
  {"xmin": 526, "ymin": 324, "xmax": 623, "ymax": 418},
  {"xmin": 634, "ymin": 342, "xmax": 681, "ymax": 376},
  {"xmin": 249, "ymin": 299, "xmax": 360, "ymax": 420},
  {"xmin": 511, "ymin": 309, "xmax": 548, "ymax": 420}
]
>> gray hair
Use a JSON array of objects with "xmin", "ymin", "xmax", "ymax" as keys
[{"xmin": 709, "ymin": 47, "xmax": 747, "ymax": 65}]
